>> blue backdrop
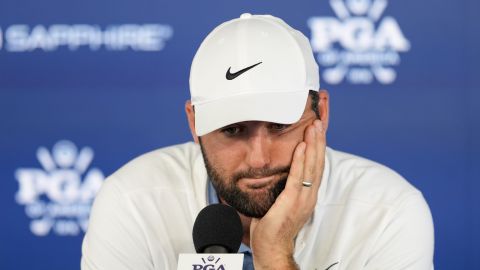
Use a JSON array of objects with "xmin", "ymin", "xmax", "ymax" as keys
[{"xmin": 1, "ymin": 0, "xmax": 478, "ymax": 269}]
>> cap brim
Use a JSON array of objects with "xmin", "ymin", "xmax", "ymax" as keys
[{"xmin": 194, "ymin": 90, "xmax": 309, "ymax": 136}]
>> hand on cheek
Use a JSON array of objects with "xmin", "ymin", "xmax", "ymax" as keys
[{"xmin": 250, "ymin": 119, "xmax": 326, "ymax": 270}]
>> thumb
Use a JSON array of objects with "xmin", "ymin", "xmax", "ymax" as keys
[{"xmin": 250, "ymin": 218, "xmax": 260, "ymax": 236}]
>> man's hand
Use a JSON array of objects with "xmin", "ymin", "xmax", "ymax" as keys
[{"xmin": 250, "ymin": 120, "xmax": 326, "ymax": 269}]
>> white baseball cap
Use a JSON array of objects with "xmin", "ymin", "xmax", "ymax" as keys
[{"xmin": 189, "ymin": 13, "xmax": 320, "ymax": 136}]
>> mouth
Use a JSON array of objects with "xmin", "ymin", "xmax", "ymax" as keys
[{"xmin": 238, "ymin": 173, "xmax": 286, "ymax": 189}]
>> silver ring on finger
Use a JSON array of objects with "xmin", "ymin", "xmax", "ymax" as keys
[{"xmin": 302, "ymin": 181, "xmax": 313, "ymax": 187}]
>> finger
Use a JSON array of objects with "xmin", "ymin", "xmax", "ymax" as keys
[
  {"xmin": 312, "ymin": 120, "xmax": 326, "ymax": 190},
  {"xmin": 296, "ymin": 125, "xmax": 319, "ymax": 217},
  {"xmin": 272, "ymin": 141, "xmax": 306, "ymax": 212},
  {"xmin": 284, "ymin": 141, "xmax": 306, "ymax": 191},
  {"xmin": 301, "ymin": 124, "xmax": 317, "ymax": 190}
]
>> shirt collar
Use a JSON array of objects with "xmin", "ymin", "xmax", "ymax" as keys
[{"xmin": 207, "ymin": 180, "xmax": 252, "ymax": 254}]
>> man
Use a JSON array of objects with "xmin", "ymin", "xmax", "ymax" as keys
[{"xmin": 81, "ymin": 14, "xmax": 434, "ymax": 270}]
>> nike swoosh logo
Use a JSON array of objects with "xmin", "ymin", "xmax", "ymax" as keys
[{"xmin": 226, "ymin": 61, "xmax": 262, "ymax": 80}]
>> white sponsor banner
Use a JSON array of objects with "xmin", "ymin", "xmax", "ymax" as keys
[
  {"xmin": 308, "ymin": 0, "xmax": 410, "ymax": 84},
  {"xmin": 15, "ymin": 140, "xmax": 105, "ymax": 236}
]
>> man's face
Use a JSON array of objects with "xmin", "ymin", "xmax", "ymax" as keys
[{"xmin": 198, "ymin": 97, "xmax": 318, "ymax": 218}]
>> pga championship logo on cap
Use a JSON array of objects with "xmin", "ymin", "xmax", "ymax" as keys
[
  {"xmin": 308, "ymin": 0, "xmax": 410, "ymax": 84},
  {"xmin": 177, "ymin": 254, "xmax": 244, "ymax": 270},
  {"xmin": 14, "ymin": 140, "xmax": 105, "ymax": 236}
]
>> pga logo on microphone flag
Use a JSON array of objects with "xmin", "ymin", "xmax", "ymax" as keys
[{"xmin": 177, "ymin": 254, "xmax": 244, "ymax": 270}]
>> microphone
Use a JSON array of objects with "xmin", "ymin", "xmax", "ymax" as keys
[{"xmin": 192, "ymin": 204, "xmax": 243, "ymax": 254}]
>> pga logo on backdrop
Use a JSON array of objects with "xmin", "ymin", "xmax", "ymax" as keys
[
  {"xmin": 308, "ymin": 0, "xmax": 411, "ymax": 84},
  {"xmin": 15, "ymin": 140, "xmax": 105, "ymax": 236}
]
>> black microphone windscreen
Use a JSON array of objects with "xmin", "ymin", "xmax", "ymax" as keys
[{"xmin": 192, "ymin": 204, "xmax": 243, "ymax": 253}]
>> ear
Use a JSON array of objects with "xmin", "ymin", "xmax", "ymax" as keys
[
  {"xmin": 185, "ymin": 100, "xmax": 200, "ymax": 144},
  {"xmin": 318, "ymin": 90, "xmax": 330, "ymax": 131}
]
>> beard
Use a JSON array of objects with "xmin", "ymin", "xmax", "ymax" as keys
[{"xmin": 199, "ymin": 142, "xmax": 289, "ymax": 218}]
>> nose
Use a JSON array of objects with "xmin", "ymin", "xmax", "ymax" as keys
[{"xmin": 245, "ymin": 128, "xmax": 271, "ymax": 169}]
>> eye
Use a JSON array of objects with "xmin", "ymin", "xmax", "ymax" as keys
[
  {"xmin": 220, "ymin": 125, "xmax": 243, "ymax": 136},
  {"xmin": 269, "ymin": 123, "xmax": 290, "ymax": 131}
]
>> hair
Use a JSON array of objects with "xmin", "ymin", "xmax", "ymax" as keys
[{"xmin": 309, "ymin": 90, "xmax": 320, "ymax": 119}]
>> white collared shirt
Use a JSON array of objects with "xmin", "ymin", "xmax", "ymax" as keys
[{"xmin": 81, "ymin": 142, "xmax": 434, "ymax": 270}]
